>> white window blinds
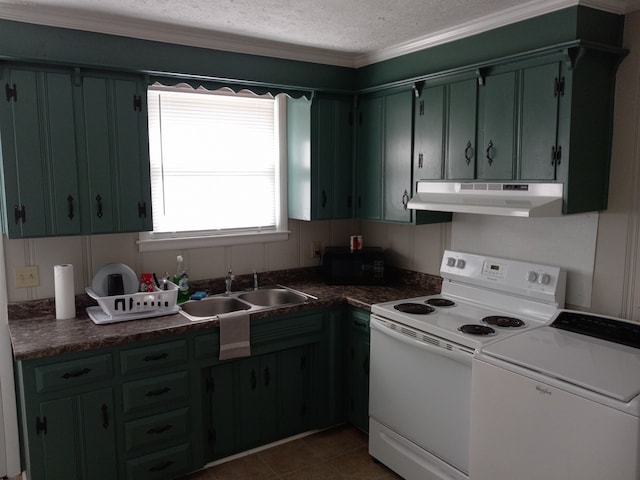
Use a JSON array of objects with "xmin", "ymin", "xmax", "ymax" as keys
[{"xmin": 147, "ymin": 85, "xmax": 279, "ymax": 235}]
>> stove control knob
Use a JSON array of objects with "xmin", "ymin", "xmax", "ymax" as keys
[
  {"xmin": 537, "ymin": 273, "xmax": 551, "ymax": 285},
  {"xmin": 446, "ymin": 257, "xmax": 456, "ymax": 267},
  {"xmin": 456, "ymin": 259, "xmax": 466, "ymax": 269},
  {"xmin": 526, "ymin": 271, "xmax": 538, "ymax": 283}
]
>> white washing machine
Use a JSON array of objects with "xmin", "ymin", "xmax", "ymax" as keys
[{"xmin": 470, "ymin": 309, "xmax": 640, "ymax": 480}]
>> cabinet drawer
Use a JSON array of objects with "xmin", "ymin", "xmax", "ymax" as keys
[
  {"xmin": 125, "ymin": 443, "xmax": 191, "ymax": 480},
  {"xmin": 34, "ymin": 353, "xmax": 113, "ymax": 393},
  {"xmin": 125, "ymin": 407, "xmax": 190, "ymax": 453},
  {"xmin": 193, "ymin": 333, "xmax": 219, "ymax": 360},
  {"xmin": 120, "ymin": 340, "xmax": 188, "ymax": 376},
  {"xmin": 122, "ymin": 371, "xmax": 189, "ymax": 415}
]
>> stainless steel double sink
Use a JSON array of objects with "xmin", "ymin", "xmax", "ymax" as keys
[{"xmin": 178, "ymin": 286, "xmax": 314, "ymax": 321}]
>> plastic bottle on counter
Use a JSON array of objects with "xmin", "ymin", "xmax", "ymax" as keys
[{"xmin": 173, "ymin": 255, "xmax": 190, "ymax": 303}]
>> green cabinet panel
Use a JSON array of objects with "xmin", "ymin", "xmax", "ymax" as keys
[
  {"xmin": 122, "ymin": 371, "xmax": 190, "ymax": 415},
  {"xmin": 278, "ymin": 345, "xmax": 312, "ymax": 437},
  {"xmin": 124, "ymin": 407, "xmax": 190, "ymax": 454},
  {"xmin": 205, "ymin": 362, "xmax": 237, "ymax": 460},
  {"xmin": 446, "ymin": 78, "xmax": 478, "ymax": 179},
  {"xmin": 477, "ymin": 71, "xmax": 517, "ymax": 180},
  {"xmin": 125, "ymin": 443, "xmax": 192, "ymax": 480},
  {"xmin": 78, "ymin": 73, "xmax": 152, "ymax": 234},
  {"xmin": 236, "ymin": 353, "xmax": 279, "ymax": 449},
  {"xmin": 120, "ymin": 339, "xmax": 188, "ymax": 376},
  {"xmin": 519, "ymin": 62, "xmax": 561, "ymax": 180},
  {"xmin": 356, "ymin": 95, "xmax": 383, "ymax": 220},
  {"xmin": 32, "ymin": 388, "xmax": 117, "ymax": 480},
  {"xmin": 34, "ymin": 352, "xmax": 113, "ymax": 393},
  {"xmin": 414, "ymin": 85, "xmax": 445, "ymax": 181},
  {"xmin": 287, "ymin": 94, "xmax": 354, "ymax": 220},
  {"xmin": 0, "ymin": 66, "xmax": 81, "ymax": 237},
  {"xmin": 383, "ymin": 90, "xmax": 412, "ymax": 223},
  {"xmin": 345, "ymin": 308, "xmax": 370, "ymax": 432}
]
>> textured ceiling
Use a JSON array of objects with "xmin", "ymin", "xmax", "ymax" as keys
[{"xmin": 0, "ymin": 0, "xmax": 637, "ymax": 66}]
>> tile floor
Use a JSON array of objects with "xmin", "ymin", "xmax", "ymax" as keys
[{"xmin": 178, "ymin": 424, "xmax": 402, "ymax": 480}]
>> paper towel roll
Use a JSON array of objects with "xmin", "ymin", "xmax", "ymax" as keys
[{"xmin": 54, "ymin": 264, "xmax": 76, "ymax": 320}]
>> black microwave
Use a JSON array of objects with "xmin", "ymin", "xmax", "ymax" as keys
[{"xmin": 322, "ymin": 247, "xmax": 385, "ymax": 285}]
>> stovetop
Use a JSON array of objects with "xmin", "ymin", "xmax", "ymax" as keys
[{"xmin": 371, "ymin": 250, "xmax": 566, "ymax": 350}]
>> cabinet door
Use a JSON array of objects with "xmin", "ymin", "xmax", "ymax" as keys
[
  {"xmin": 314, "ymin": 95, "xmax": 353, "ymax": 219},
  {"xmin": 414, "ymin": 85, "xmax": 445, "ymax": 181},
  {"xmin": 206, "ymin": 363, "xmax": 237, "ymax": 460},
  {"xmin": 519, "ymin": 62, "xmax": 561, "ymax": 180},
  {"xmin": 356, "ymin": 96, "xmax": 383, "ymax": 220},
  {"xmin": 236, "ymin": 353, "xmax": 278, "ymax": 449},
  {"xmin": 35, "ymin": 388, "xmax": 117, "ymax": 480},
  {"xmin": 0, "ymin": 68, "xmax": 80, "ymax": 237},
  {"xmin": 346, "ymin": 310, "xmax": 370, "ymax": 432},
  {"xmin": 446, "ymin": 79, "xmax": 477, "ymax": 179},
  {"xmin": 79, "ymin": 74, "xmax": 151, "ymax": 234},
  {"xmin": 278, "ymin": 345, "xmax": 312, "ymax": 437},
  {"xmin": 383, "ymin": 90, "xmax": 412, "ymax": 223},
  {"xmin": 477, "ymin": 71, "xmax": 516, "ymax": 180}
]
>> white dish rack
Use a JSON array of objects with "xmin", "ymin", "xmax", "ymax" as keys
[{"xmin": 85, "ymin": 281, "xmax": 180, "ymax": 325}]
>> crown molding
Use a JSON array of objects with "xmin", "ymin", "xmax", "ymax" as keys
[{"xmin": 0, "ymin": 0, "xmax": 636, "ymax": 69}]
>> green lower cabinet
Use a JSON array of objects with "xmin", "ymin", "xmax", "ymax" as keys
[
  {"xmin": 346, "ymin": 308, "xmax": 370, "ymax": 432},
  {"xmin": 125, "ymin": 443, "xmax": 192, "ymax": 480}
]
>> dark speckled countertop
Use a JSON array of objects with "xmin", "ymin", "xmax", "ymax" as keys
[{"xmin": 8, "ymin": 267, "xmax": 441, "ymax": 361}]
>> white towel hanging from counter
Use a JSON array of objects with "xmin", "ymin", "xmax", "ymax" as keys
[{"xmin": 219, "ymin": 311, "xmax": 251, "ymax": 360}]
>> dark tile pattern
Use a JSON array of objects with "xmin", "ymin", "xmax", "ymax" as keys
[
  {"xmin": 8, "ymin": 267, "xmax": 441, "ymax": 361},
  {"xmin": 178, "ymin": 425, "xmax": 402, "ymax": 480}
]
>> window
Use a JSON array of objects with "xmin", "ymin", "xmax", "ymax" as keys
[{"xmin": 138, "ymin": 84, "xmax": 288, "ymax": 252}]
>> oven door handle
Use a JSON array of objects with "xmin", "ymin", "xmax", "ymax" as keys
[{"xmin": 371, "ymin": 317, "xmax": 473, "ymax": 366}]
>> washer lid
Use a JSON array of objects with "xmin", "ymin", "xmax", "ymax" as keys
[{"xmin": 481, "ymin": 320, "xmax": 640, "ymax": 403}]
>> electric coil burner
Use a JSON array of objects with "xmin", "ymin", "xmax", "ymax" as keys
[
  {"xmin": 459, "ymin": 324, "xmax": 496, "ymax": 336},
  {"xmin": 426, "ymin": 298, "xmax": 456, "ymax": 307},
  {"xmin": 393, "ymin": 303, "xmax": 435, "ymax": 315},
  {"xmin": 483, "ymin": 315, "xmax": 525, "ymax": 328}
]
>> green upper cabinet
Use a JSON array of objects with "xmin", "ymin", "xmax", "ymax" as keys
[
  {"xmin": 446, "ymin": 78, "xmax": 478, "ymax": 180},
  {"xmin": 355, "ymin": 95, "xmax": 384, "ymax": 220},
  {"xmin": 477, "ymin": 71, "xmax": 517, "ymax": 180},
  {"xmin": 77, "ymin": 72, "xmax": 152, "ymax": 234},
  {"xmin": 0, "ymin": 64, "xmax": 152, "ymax": 238},
  {"xmin": 287, "ymin": 93, "xmax": 354, "ymax": 221},
  {"xmin": 414, "ymin": 84, "xmax": 445, "ymax": 181},
  {"xmin": 0, "ymin": 66, "xmax": 82, "ymax": 238}
]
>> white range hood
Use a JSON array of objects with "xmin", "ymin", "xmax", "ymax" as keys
[{"xmin": 407, "ymin": 181, "xmax": 564, "ymax": 217}]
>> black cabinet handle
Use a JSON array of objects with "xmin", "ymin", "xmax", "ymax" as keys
[
  {"xmin": 67, "ymin": 195, "xmax": 74, "ymax": 220},
  {"xmin": 61, "ymin": 368, "xmax": 91, "ymax": 379},
  {"xmin": 250, "ymin": 369, "xmax": 257, "ymax": 391},
  {"xmin": 464, "ymin": 141, "xmax": 473, "ymax": 165},
  {"xmin": 321, "ymin": 190, "xmax": 327, "ymax": 208},
  {"xmin": 144, "ymin": 352, "xmax": 168, "ymax": 362},
  {"xmin": 145, "ymin": 387, "xmax": 171, "ymax": 397},
  {"xmin": 101, "ymin": 404, "xmax": 109, "ymax": 429},
  {"xmin": 148, "ymin": 461, "xmax": 174, "ymax": 473},
  {"xmin": 14, "ymin": 205, "xmax": 25, "ymax": 224},
  {"xmin": 486, "ymin": 140, "xmax": 494, "ymax": 166},
  {"xmin": 36, "ymin": 416, "xmax": 47, "ymax": 435},
  {"xmin": 402, "ymin": 190, "xmax": 409, "ymax": 210},
  {"xmin": 264, "ymin": 367, "xmax": 271, "ymax": 387},
  {"xmin": 147, "ymin": 424, "xmax": 173, "ymax": 435},
  {"xmin": 418, "ymin": 153, "xmax": 424, "ymax": 169},
  {"xmin": 96, "ymin": 195, "xmax": 103, "ymax": 219},
  {"xmin": 138, "ymin": 201, "xmax": 147, "ymax": 218}
]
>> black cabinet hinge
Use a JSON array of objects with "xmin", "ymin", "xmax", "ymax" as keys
[
  {"xmin": 551, "ymin": 145, "xmax": 563, "ymax": 166},
  {"xmin": 36, "ymin": 416, "xmax": 47, "ymax": 435},
  {"xmin": 138, "ymin": 201, "xmax": 147, "ymax": 218},
  {"xmin": 554, "ymin": 77, "xmax": 565, "ymax": 97},
  {"xmin": 133, "ymin": 94, "xmax": 142, "ymax": 112},
  {"xmin": 419, "ymin": 100, "xmax": 425, "ymax": 116},
  {"xmin": 14, "ymin": 205, "xmax": 25, "ymax": 224},
  {"xmin": 5, "ymin": 83, "xmax": 17, "ymax": 102}
]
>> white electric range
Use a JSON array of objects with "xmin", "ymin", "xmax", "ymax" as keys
[{"xmin": 368, "ymin": 250, "xmax": 566, "ymax": 480}]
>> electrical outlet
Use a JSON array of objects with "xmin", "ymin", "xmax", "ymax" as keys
[
  {"xmin": 14, "ymin": 265, "xmax": 39, "ymax": 288},
  {"xmin": 311, "ymin": 241, "xmax": 322, "ymax": 259}
]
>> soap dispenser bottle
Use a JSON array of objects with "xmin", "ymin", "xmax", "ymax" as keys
[{"xmin": 173, "ymin": 255, "xmax": 190, "ymax": 303}]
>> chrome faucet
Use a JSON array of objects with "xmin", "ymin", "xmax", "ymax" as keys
[
  {"xmin": 225, "ymin": 269, "xmax": 234, "ymax": 294},
  {"xmin": 253, "ymin": 269, "xmax": 259, "ymax": 291}
]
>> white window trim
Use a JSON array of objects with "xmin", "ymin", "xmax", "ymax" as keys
[{"xmin": 137, "ymin": 91, "xmax": 289, "ymax": 253}]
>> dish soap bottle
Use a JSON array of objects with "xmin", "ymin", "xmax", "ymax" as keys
[{"xmin": 173, "ymin": 255, "xmax": 190, "ymax": 303}]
